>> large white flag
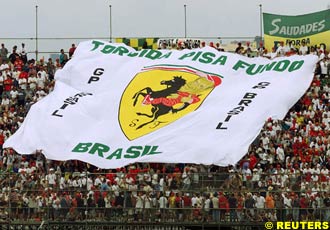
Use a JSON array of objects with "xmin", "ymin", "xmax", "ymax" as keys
[{"xmin": 4, "ymin": 40, "xmax": 318, "ymax": 168}]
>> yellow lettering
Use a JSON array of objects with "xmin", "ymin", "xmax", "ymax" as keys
[
  {"xmin": 291, "ymin": 222, "xmax": 299, "ymax": 229},
  {"xmin": 300, "ymin": 222, "xmax": 307, "ymax": 229},
  {"xmin": 277, "ymin": 222, "xmax": 284, "ymax": 229},
  {"xmin": 314, "ymin": 222, "xmax": 321, "ymax": 229},
  {"xmin": 308, "ymin": 222, "xmax": 314, "ymax": 229},
  {"xmin": 322, "ymin": 222, "xmax": 329, "ymax": 229}
]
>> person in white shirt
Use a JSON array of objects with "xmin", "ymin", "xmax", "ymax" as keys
[
  {"xmin": 59, "ymin": 176, "xmax": 67, "ymax": 190},
  {"xmin": 320, "ymin": 57, "xmax": 328, "ymax": 79},
  {"xmin": 135, "ymin": 192, "xmax": 144, "ymax": 220},
  {"xmin": 36, "ymin": 72, "xmax": 46, "ymax": 89},
  {"xmin": 283, "ymin": 41, "xmax": 293, "ymax": 54},
  {"xmin": 9, "ymin": 87, "xmax": 19, "ymax": 100},
  {"xmin": 282, "ymin": 193, "xmax": 292, "ymax": 218},
  {"xmin": 0, "ymin": 61, "xmax": 9, "ymax": 71},
  {"xmin": 87, "ymin": 176, "xmax": 93, "ymax": 191},
  {"xmin": 28, "ymin": 74, "xmax": 37, "ymax": 90},
  {"xmin": 254, "ymin": 193, "xmax": 265, "ymax": 211},
  {"xmin": 18, "ymin": 77, "xmax": 27, "ymax": 90},
  {"xmin": 1, "ymin": 96, "xmax": 10, "ymax": 110},
  {"xmin": 46, "ymin": 168, "xmax": 57, "ymax": 188},
  {"xmin": 276, "ymin": 42, "xmax": 286, "ymax": 57},
  {"xmin": 299, "ymin": 41, "xmax": 309, "ymax": 55},
  {"xmin": 260, "ymin": 133, "xmax": 270, "ymax": 150},
  {"xmin": 276, "ymin": 145, "xmax": 285, "ymax": 163},
  {"xmin": 94, "ymin": 175, "xmax": 103, "ymax": 187}
]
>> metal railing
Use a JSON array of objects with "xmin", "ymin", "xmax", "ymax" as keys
[{"xmin": 0, "ymin": 170, "xmax": 329, "ymax": 227}]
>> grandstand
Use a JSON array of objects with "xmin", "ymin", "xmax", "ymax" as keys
[{"xmin": 0, "ymin": 38, "xmax": 327, "ymax": 230}]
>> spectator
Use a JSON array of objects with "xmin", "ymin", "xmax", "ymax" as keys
[
  {"xmin": 19, "ymin": 43, "xmax": 27, "ymax": 64},
  {"xmin": 69, "ymin": 44, "xmax": 76, "ymax": 58},
  {"xmin": 0, "ymin": 44, "xmax": 8, "ymax": 62},
  {"xmin": 0, "ymin": 40, "xmax": 329, "ymax": 225},
  {"xmin": 59, "ymin": 49, "xmax": 68, "ymax": 67}
]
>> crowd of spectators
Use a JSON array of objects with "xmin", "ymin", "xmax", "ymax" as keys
[{"xmin": 0, "ymin": 40, "xmax": 329, "ymax": 224}]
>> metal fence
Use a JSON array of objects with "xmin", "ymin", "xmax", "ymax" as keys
[
  {"xmin": 0, "ymin": 222, "xmax": 267, "ymax": 230},
  {"xmin": 0, "ymin": 170, "xmax": 329, "ymax": 228}
]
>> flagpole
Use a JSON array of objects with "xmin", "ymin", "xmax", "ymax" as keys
[
  {"xmin": 259, "ymin": 4, "xmax": 263, "ymax": 43},
  {"xmin": 35, "ymin": 5, "xmax": 39, "ymax": 60},
  {"xmin": 184, "ymin": 4, "xmax": 187, "ymax": 38},
  {"xmin": 109, "ymin": 4, "xmax": 112, "ymax": 42}
]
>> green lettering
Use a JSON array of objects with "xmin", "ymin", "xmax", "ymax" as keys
[
  {"xmin": 138, "ymin": 49, "xmax": 148, "ymax": 57},
  {"xmin": 113, "ymin": 46, "xmax": 129, "ymax": 56},
  {"xmin": 128, "ymin": 52, "xmax": 139, "ymax": 57},
  {"xmin": 233, "ymin": 60, "xmax": 251, "ymax": 71},
  {"xmin": 259, "ymin": 62, "xmax": 277, "ymax": 73},
  {"xmin": 246, "ymin": 64, "xmax": 264, "ymax": 75},
  {"xmin": 192, "ymin": 51, "xmax": 202, "ymax": 61},
  {"xmin": 91, "ymin": 40, "xmax": 105, "ymax": 51},
  {"xmin": 106, "ymin": 148, "xmax": 123, "ymax": 160},
  {"xmin": 289, "ymin": 60, "xmax": 304, "ymax": 72},
  {"xmin": 159, "ymin": 52, "xmax": 172, "ymax": 59},
  {"xmin": 273, "ymin": 60, "xmax": 290, "ymax": 72},
  {"xmin": 148, "ymin": 146, "xmax": 162, "ymax": 155},
  {"xmin": 72, "ymin": 143, "xmax": 93, "ymax": 152},
  {"xmin": 145, "ymin": 50, "xmax": 162, "ymax": 60},
  {"xmin": 124, "ymin": 146, "xmax": 143, "ymax": 158},
  {"xmin": 199, "ymin": 52, "xmax": 215, "ymax": 64},
  {"xmin": 212, "ymin": 55, "xmax": 227, "ymax": 65},
  {"xmin": 179, "ymin": 52, "xmax": 195, "ymax": 60},
  {"xmin": 141, "ymin": 146, "xmax": 151, "ymax": 156},
  {"xmin": 88, "ymin": 143, "xmax": 110, "ymax": 158},
  {"xmin": 141, "ymin": 146, "xmax": 162, "ymax": 156},
  {"xmin": 101, "ymin": 45, "xmax": 116, "ymax": 54}
]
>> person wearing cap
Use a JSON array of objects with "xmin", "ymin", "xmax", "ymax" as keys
[
  {"xmin": 251, "ymin": 167, "xmax": 261, "ymax": 189},
  {"xmin": 244, "ymin": 192, "xmax": 255, "ymax": 218},
  {"xmin": 46, "ymin": 168, "xmax": 57, "ymax": 188}
]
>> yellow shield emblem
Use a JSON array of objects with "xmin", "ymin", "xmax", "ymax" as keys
[{"xmin": 119, "ymin": 65, "xmax": 222, "ymax": 140}]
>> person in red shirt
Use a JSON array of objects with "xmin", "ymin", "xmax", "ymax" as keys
[
  {"xmin": 0, "ymin": 131, "xmax": 4, "ymax": 154},
  {"xmin": 182, "ymin": 193, "xmax": 191, "ymax": 221},
  {"xmin": 299, "ymin": 194, "xmax": 309, "ymax": 220},
  {"xmin": 236, "ymin": 193, "xmax": 244, "ymax": 222},
  {"xmin": 14, "ymin": 57, "xmax": 24, "ymax": 71},
  {"xmin": 69, "ymin": 44, "xmax": 76, "ymax": 58},
  {"xmin": 19, "ymin": 70, "xmax": 28, "ymax": 79},
  {"xmin": 3, "ymin": 74, "xmax": 13, "ymax": 96},
  {"xmin": 249, "ymin": 152, "xmax": 258, "ymax": 169},
  {"xmin": 218, "ymin": 192, "xmax": 228, "ymax": 221}
]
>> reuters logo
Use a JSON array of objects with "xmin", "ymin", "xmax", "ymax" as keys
[
  {"xmin": 265, "ymin": 222, "xmax": 273, "ymax": 229},
  {"xmin": 265, "ymin": 222, "xmax": 330, "ymax": 230}
]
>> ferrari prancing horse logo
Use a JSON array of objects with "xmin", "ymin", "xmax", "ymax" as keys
[{"xmin": 119, "ymin": 65, "xmax": 222, "ymax": 140}]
